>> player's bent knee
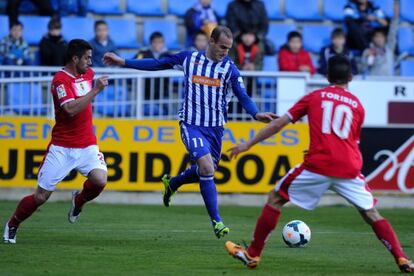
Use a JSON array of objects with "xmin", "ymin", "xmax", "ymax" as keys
[
  {"xmin": 361, "ymin": 208, "xmax": 383, "ymax": 225},
  {"xmin": 34, "ymin": 188, "xmax": 52, "ymax": 205},
  {"xmin": 88, "ymin": 169, "xmax": 107, "ymax": 187},
  {"xmin": 267, "ymin": 190, "xmax": 286, "ymax": 210},
  {"xmin": 198, "ymin": 164, "xmax": 215, "ymax": 176}
]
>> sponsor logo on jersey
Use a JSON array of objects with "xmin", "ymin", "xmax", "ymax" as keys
[
  {"xmin": 192, "ymin": 75, "xmax": 221, "ymax": 87},
  {"xmin": 57, "ymin": 84, "xmax": 66, "ymax": 99}
]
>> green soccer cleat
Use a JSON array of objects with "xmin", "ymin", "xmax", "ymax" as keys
[
  {"xmin": 162, "ymin": 174, "xmax": 176, "ymax": 207},
  {"xmin": 213, "ymin": 220, "xmax": 230, "ymax": 239}
]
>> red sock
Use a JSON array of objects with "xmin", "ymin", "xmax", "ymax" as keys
[
  {"xmin": 247, "ymin": 204, "xmax": 281, "ymax": 258},
  {"xmin": 372, "ymin": 219, "xmax": 406, "ymax": 261},
  {"xmin": 8, "ymin": 194, "xmax": 38, "ymax": 228},
  {"xmin": 74, "ymin": 180, "xmax": 104, "ymax": 210}
]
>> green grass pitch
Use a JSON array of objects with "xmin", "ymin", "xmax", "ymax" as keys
[{"xmin": 0, "ymin": 200, "xmax": 413, "ymax": 275}]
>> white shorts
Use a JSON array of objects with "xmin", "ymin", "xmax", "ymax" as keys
[
  {"xmin": 38, "ymin": 144, "xmax": 107, "ymax": 191},
  {"xmin": 275, "ymin": 164, "xmax": 377, "ymax": 211}
]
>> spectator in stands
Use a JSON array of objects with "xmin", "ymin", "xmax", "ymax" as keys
[
  {"xmin": 89, "ymin": 20, "xmax": 117, "ymax": 67},
  {"xmin": 184, "ymin": 0, "xmax": 219, "ymax": 47},
  {"xmin": 226, "ymin": 0, "xmax": 268, "ymax": 42},
  {"xmin": 0, "ymin": 21, "xmax": 31, "ymax": 65},
  {"xmin": 39, "ymin": 16, "xmax": 67, "ymax": 66},
  {"xmin": 361, "ymin": 1, "xmax": 398, "ymax": 76},
  {"xmin": 318, "ymin": 28, "xmax": 358, "ymax": 75},
  {"xmin": 190, "ymin": 31, "xmax": 209, "ymax": 51},
  {"xmin": 278, "ymin": 31, "xmax": 315, "ymax": 75},
  {"xmin": 6, "ymin": 0, "xmax": 54, "ymax": 25},
  {"xmin": 135, "ymin": 32, "xmax": 169, "ymax": 60},
  {"xmin": 344, "ymin": 0, "xmax": 388, "ymax": 52},
  {"xmin": 230, "ymin": 31, "xmax": 264, "ymax": 71}
]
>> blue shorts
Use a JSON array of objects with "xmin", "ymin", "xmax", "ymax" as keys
[{"xmin": 179, "ymin": 121, "xmax": 224, "ymax": 167}]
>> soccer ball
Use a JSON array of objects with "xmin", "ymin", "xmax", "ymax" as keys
[{"xmin": 282, "ymin": 220, "xmax": 311, "ymax": 247}]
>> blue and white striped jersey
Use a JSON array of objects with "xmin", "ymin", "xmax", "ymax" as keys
[{"xmin": 125, "ymin": 51, "xmax": 259, "ymax": 127}]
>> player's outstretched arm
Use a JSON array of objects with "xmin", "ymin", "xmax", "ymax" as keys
[
  {"xmin": 102, "ymin": 52, "xmax": 125, "ymax": 66},
  {"xmin": 62, "ymin": 76, "xmax": 108, "ymax": 117},
  {"xmin": 227, "ymin": 114, "xmax": 291, "ymax": 159}
]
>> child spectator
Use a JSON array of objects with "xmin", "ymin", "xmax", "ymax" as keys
[
  {"xmin": 230, "ymin": 31, "xmax": 264, "ymax": 71},
  {"xmin": 135, "ymin": 32, "xmax": 169, "ymax": 59},
  {"xmin": 190, "ymin": 31, "xmax": 209, "ymax": 52},
  {"xmin": 0, "ymin": 21, "xmax": 31, "ymax": 65},
  {"xmin": 89, "ymin": 20, "xmax": 117, "ymax": 67},
  {"xmin": 278, "ymin": 31, "xmax": 315, "ymax": 74},
  {"xmin": 318, "ymin": 28, "xmax": 358, "ymax": 75},
  {"xmin": 39, "ymin": 16, "xmax": 67, "ymax": 66}
]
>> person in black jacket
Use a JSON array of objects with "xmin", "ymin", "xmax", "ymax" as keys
[
  {"xmin": 225, "ymin": 0, "xmax": 268, "ymax": 41},
  {"xmin": 39, "ymin": 17, "xmax": 67, "ymax": 66},
  {"xmin": 318, "ymin": 28, "xmax": 358, "ymax": 75}
]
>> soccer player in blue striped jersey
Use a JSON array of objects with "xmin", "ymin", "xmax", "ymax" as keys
[{"xmin": 103, "ymin": 26, "xmax": 277, "ymax": 238}]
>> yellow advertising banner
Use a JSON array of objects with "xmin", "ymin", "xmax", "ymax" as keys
[{"xmin": 0, "ymin": 117, "xmax": 309, "ymax": 193}]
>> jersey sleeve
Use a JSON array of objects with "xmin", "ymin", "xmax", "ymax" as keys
[
  {"xmin": 229, "ymin": 64, "xmax": 259, "ymax": 118},
  {"xmin": 124, "ymin": 51, "xmax": 191, "ymax": 71},
  {"xmin": 286, "ymin": 93, "xmax": 312, "ymax": 123},
  {"xmin": 53, "ymin": 79, "xmax": 75, "ymax": 106}
]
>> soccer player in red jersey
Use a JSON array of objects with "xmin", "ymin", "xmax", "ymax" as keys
[
  {"xmin": 224, "ymin": 55, "xmax": 413, "ymax": 273},
  {"xmin": 3, "ymin": 39, "xmax": 109, "ymax": 244}
]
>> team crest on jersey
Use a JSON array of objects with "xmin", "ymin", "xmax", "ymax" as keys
[
  {"xmin": 57, "ymin": 84, "xmax": 66, "ymax": 99},
  {"xmin": 74, "ymin": 80, "xmax": 91, "ymax": 96}
]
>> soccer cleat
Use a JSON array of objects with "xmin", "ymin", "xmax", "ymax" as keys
[
  {"xmin": 68, "ymin": 191, "xmax": 82, "ymax": 224},
  {"xmin": 3, "ymin": 222, "xmax": 17, "ymax": 244},
  {"xmin": 213, "ymin": 220, "xmax": 230, "ymax": 239},
  {"xmin": 162, "ymin": 174, "xmax": 176, "ymax": 207},
  {"xmin": 398, "ymin": 257, "xmax": 414, "ymax": 273},
  {"xmin": 224, "ymin": 241, "xmax": 260, "ymax": 269}
]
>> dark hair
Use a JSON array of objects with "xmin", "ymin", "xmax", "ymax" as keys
[
  {"xmin": 65, "ymin": 39, "xmax": 92, "ymax": 64},
  {"xmin": 327, "ymin": 55, "xmax": 352, "ymax": 85},
  {"xmin": 331, "ymin": 28, "xmax": 345, "ymax": 39},
  {"xmin": 48, "ymin": 16, "xmax": 62, "ymax": 30},
  {"xmin": 372, "ymin": 27, "xmax": 386, "ymax": 37},
  {"xmin": 210, "ymin": 26, "xmax": 233, "ymax": 42},
  {"xmin": 94, "ymin": 20, "xmax": 107, "ymax": 29},
  {"xmin": 287, "ymin": 31, "xmax": 301, "ymax": 41},
  {"xmin": 10, "ymin": 21, "xmax": 23, "ymax": 29},
  {"xmin": 150, "ymin": 31, "xmax": 164, "ymax": 42}
]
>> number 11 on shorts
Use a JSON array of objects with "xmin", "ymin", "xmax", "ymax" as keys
[{"xmin": 192, "ymin": 137, "xmax": 204, "ymax": 148}]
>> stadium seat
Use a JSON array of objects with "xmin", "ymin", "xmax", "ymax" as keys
[
  {"xmin": 398, "ymin": 27, "xmax": 414, "ymax": 55},
  {"xmin": 400, "ymin": 0, "xmax": 414, "ymax": 23},
  {"xmin": 373, "ymin": 0, "xmax": 393, "ymax": 18},
  {"xmin": 257, "ymin": 55, "xmax": 278, "ymax": 85},
  {"xmin": 143, "ymin": 19, "xmax": 180, "ymax": 49},
  {"xmin": 126, "ymin": 0, "xmax": 164, "ymax": 16},
  {"xmin": 400, "ymin": 60, "xmax": 414, "ymax": 76},
  {"xmin": 106, "ymin": 18, "xmax": 139, "ymax": 48},
  {"xmin": 303, "ymin": 25, "xmax": 334, "ymax": 53},
  {"xmin": 118, "ymin": 50, "xmax": 136, "ymax": 60},
  {"xmin": 263, "ymin": 0, "xmax": 283, "ymax": 20},
  {"xmin": 87, "ymin": 0, "xmax": 121, "ymax": 15},
  {"xmin": 285, "ymin": 0, "xmax": 322, "ymax": 21},
  {"xmin": 266, "ymin": 23, "xmax": 296, "ymax": 51},
  {"xmin": 61, "ymin": 17, "xmax": 94, "ymax": 41},
  {"xmin": 19, "ymin": 16, "xmax": 49, "ymax": 45},
  {"xmin": 0, "ymin": 15, "xmax": 8, "ymax": 39},
  {"xmin": 7, "ymin": 83, "xmax": 45, "ymax": 115},
  {"xmin": 212, "ymin": 0, "xmax": 233, "ymax": 18},
  {"xmin": 323, "ymin": 0, "xmax": 347, "ymax": 21},
  {"xmin": 95, "ymin": 84, "xmax": 130, "ymax": 117},
  {"xmin": 18, "ymin": 0, "xmax": 37, "ymax": 13},
  {"xmin": 167, "ymin": 0, "xmax": 194, "ymax": 17}
]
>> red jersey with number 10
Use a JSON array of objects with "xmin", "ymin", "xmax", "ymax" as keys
[
  {"xmin": 287, "ymin": 85, "xmax": 365, "ymax": 178},
  {"xmin": 50, "ymin": 68, "xmax": 97, "ymax": 148}
]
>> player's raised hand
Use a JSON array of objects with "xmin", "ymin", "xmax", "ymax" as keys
[
  {"xmin": 95, "ymin": 76, "xmax": 109, "ymax": 92},
  {"xmin": 102, "ymin": 52, "xmax": 125, "ymax": 66},
  {"xmin": 227, "ymin": 143, "xmax": 249, "ymax": 159},
  {"xmin": 255, "ymin": 112, "xmax": 279, "ymax": 123}
]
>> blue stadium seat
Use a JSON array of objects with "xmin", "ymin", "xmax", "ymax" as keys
[
  {"xmin": 285, "ymin": 0, "xmax": 322, "ymax": 21},
  {"xmin": 118, "ymin": 50, "xmax": 136, "ymax": 60},
  {"xmin": 88, "ymin": 0, "xmax": 121, "ymax": 14},
  {"xmin": 400, "ymin": 0, "xmax": 414, "ymax": 23},
  {"xmin": 7, "ymin": 83, "xmax": 45, "ymax": 115},
  {"xmin": 373, "ymin": 0, "xmax": 393, "ymax": 18},
  {"xmin": 303, "ymin": 25, "xmax": 334, "ymax": 53},
  {"xmin": 258, "ymin": 55, "xmax": 278, "ymax": 85},
  {"xmin": 19, "ymin": 16, "xmax": 49, "ymax": 45},
  {"xmin": 323, "ymin": 0, "xmax": 347, "ymax": 21},
  {"xmin": 212, "ymin": 0, "xmax": 233, "ymax": 18},
  {"xmin": 400, "ymin": 60, "xmax": 414, "ymax": 76},
  {"xmin": 106, "ymin": 18, "xmax": 139, "ymax": 48},
  {"xmin": 168, "ymin": 0, "xmax": 194, "ymax": 17},
  {"xmin": 18, "ymin": 0, "xmax": 37, "ymax": 13},
  {"xmin": 61, "ymin": 17, "xmax": 94, "ymax": 41},
  {"xmin": 266, "ymin": 23, "xmax": 296, "ymax": 51},
  {"xmin": 143, "ymin": 19, "xmax": 180, "ymax": 49},
  {"xmin": 398, "ymin": 27, "xmax": 414, "ymax": 55},
  {"xmin": 126, "ymin": 0, "xmax": 164, "ymax": 16},
  {"xmin": 0, "ymin": 15, "xmax": 8, "ymax": 39},
  {"xmin": 263, "ymin": 0, "xmax": 283, "ymax": 20},
  {"xmin": 95, "ymin": 84, "xmax": 130, "ymax": 117}
]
